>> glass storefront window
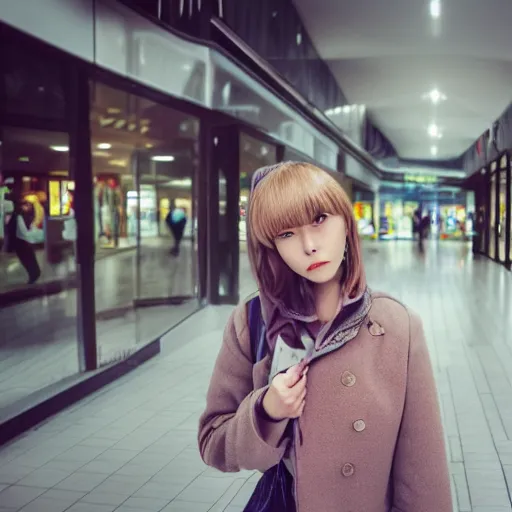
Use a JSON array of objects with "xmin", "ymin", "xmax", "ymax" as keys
[
  {"xmin": 353, "ymin": 201, "xmax": 374, "ymax": 238},
  {"xmin": 239, "ymin": 134, "xmax": 277, "ymax": 244},
  {"xmin": 90, "ymin": 82, "xmax": 200, "ymax": 366},
  {"xmin": 0, "ymin": 126, "xmax": 80, "ymax": 415},
  {"xmin": 238, "ymin": 133, "xmax": 277, "ymax": 298},
  {"xmin": 353, "ymin": 188, "xmax": 376, "ymax": 239},
  {"xmin": 489, "ymin": 172, "xmax": 497, "ymax": 259},
  {"xmin": 439, "ymin": 205, "xmax": 466, "ymax": 239},
  {"xmin": 498, "ymin": 169, "xmax": 507, "ymax": 262}
]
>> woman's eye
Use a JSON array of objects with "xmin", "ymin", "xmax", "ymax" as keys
[
  {"xmin": 313, "ymin": 214, "xmax": 327, "ymax": 225},
  {"xmin": 277, "ymin": 231, "xmax": 293, "ymax": 239}
]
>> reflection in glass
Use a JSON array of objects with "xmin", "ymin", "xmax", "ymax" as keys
[
  {"xmin": 238, "ymin": 133, "xmax": 277, "ymax": 298},
  {"xmin": 90, "ymin": 82, "xmax": 199, "ymax": 367},
  {"xmin": 218, "ymin": 169, "xmax": 233, "ymax": 298},
  {"xmin": 498, "ymin": 170, "xmax": 507, "ymax": 262},
  {"xmin": 0, "ymin": 127, "xmax": 79, "ymax": 416},
  {"xmin": 489, "ymin": 173, "xmax": 496, "ymax": 259}
]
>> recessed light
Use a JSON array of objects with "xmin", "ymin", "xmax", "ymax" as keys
[
  {"xmin": 151, "ymin": 155, "xmax": 175, "ymax": 162},
  {"xmin": 431, "ymin": 146, "xmax": 438, "ymax": 156},
  {"xmin": 423, "ymin": 88, "xmax": 447, "ymax": 104},
  {"xmin": 18, "ymin": 156, "xmax": 30, "ymax": 162},
  {"xmin": 430, "ymin": 0, "xmax": 441, "ymax": 19},
  {"xmin": 428, "ymin": 123, "xmax": 440, "ymax": 138},
  {"xmin": 50, "ymin": 145, "xmax": 69, "ymax": 152},
  {"xmin": 97, "ymin": 143, "xmax": 112, "ymax": 150}
]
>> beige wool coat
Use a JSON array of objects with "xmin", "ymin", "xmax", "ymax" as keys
[{"xmin": 198, "ymin": 293, "xmax": 452, "ymax": 512}]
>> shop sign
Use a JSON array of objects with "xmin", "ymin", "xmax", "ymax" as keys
[{"xmin": 404, "ymin": 174, "xmax": 438, "ymax": 184}]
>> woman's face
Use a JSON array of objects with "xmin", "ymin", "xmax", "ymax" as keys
[{"xmin": 274, "ymin": 213, "xmax": 347, "ymax": 284}]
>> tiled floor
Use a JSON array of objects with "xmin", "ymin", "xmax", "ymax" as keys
[
  {"xmin": 0, "ymin": 239, "xmax": 198, "ymax": 416},
  {"xmin": 0, "ymin": 240, "xmax": 511, "ymax": 511}
]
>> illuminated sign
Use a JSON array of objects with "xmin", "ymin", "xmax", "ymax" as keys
[{"xmin": 404, "ymin": 174, "xmax": 438, "ymax": 184}]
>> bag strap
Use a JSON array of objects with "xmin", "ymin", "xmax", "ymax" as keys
[{"xmin": 247, "ymin": 295, "xmax": 267, "ymax": 363}]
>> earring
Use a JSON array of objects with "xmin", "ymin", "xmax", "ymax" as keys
[{"xmin": 343, "ymin": 244, "xmax": 348, "ymax": 262}]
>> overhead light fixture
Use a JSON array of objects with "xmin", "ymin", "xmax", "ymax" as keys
[
  {"xmin": 430, "ymin": 0, "xmax": 441, "ymax": 19},
  {"xmin": 423, "ymin": 88, "xmax": 447, "ymax": 104},
  {"xmin": 428, "ymin": 123, "xmax": 440, "ymax": 138},
  {"xmin": 151, "ymin": 155, "xmax": 175, "ymax": 162},
  {"xmin": 431, "ymin": 146, "xmax": 438, "ymax": 156},
  {"xmin": 92, "ymin": 150, "xmax": 110, "ymax": 158},
  {"xmin": 97, "ymin": 143, "xmax": 112, "ymax": 150},
  {"xmin": 50, "ymin": 145, "xmax": 69, "ymax": 152},
  {"xmin": 168, "ymin": 178, "xmax": 192, "ymax": 187}
]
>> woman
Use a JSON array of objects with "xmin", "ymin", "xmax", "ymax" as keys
[{"xmin": 198, "ymin": 162, "xmax": 451, "ymax": 511}]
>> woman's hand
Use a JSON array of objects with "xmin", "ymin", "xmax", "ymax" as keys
[{"xmin": 262, "ymin": 363, "xmax": 309, "ymax": 421}]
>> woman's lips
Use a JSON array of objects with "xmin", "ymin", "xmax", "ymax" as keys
[{"xmin": 307, "ymin": 261, "xmax": 330, "ymax": 272}]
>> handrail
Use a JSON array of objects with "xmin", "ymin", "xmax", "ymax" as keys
[{"xmin": 210, "ymin": 16, "xmax": 383, "ymax": 178}]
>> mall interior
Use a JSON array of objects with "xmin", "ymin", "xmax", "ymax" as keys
[{"xmin": 0, "ymin": 0, "xmax": 512, "ymax": 510}]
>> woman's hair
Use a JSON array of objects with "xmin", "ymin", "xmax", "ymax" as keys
[{"xmin": 247, "ymin": 162, "xmax": 364, "ymax": 311}]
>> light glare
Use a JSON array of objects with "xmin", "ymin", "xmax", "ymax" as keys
[{"xmin": 430, "ymin": 0, "xmax": 441, "ymax": 19}]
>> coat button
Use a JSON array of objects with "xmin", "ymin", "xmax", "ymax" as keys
[
  {"xmin": 368, "ymin": 320, "xmax": 385, "ymax": 336},
  {"xmin": 341, "ymin": 371, "xmax": 356, "ymax": 387},
  {"xmin": 341, "ymin": 463, "xmax": 355, "ymax": 477},
  {"xmin": 353, "ymin": 419, "xmax": 366, "ymax": 432}
]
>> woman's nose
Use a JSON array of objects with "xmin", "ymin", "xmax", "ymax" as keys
[{"xmin": 301, "ymin": 231, "xmax": 317, "ymax": 255}]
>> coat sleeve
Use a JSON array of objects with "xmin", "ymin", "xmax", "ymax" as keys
[
  {"xmin": 198, "ymin": 303, "xmax": 291, "ymax": 473},
  {"xmin": 391, "ymin": 311, "xmax": 452, "ymax": 512}
]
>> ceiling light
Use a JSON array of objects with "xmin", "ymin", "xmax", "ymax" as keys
[
  {"xmin": 92, "ymin": 150, "xmax": 110, "ymax": 157},
  {"xmin": 430, "ymin": 0, "xmax": 441, "ymax": 19},
  {"xmin": 430, "ymin": 146, "xmax": 438, "ymax": 156},
  {"xmin": 423, "ymin": 88, "xmax": 447, "ymax": 104},
  {"xmin": 428, "ymin": 123, "xmax": 440, "ymax": 138},
  {"xmin": 97, "ymin": 143, "xmax": 111, "ymax": 150},
  {"xmin": 343, "ymin": 106, "xmax": 351, "ymax": 114},
  {"xmin": 50, "ymin": 145, "xmax": 69, "ymax": 152},
  {"xmin": 168, "ymin": 178, "xmax": 192, "ymax": 187},
  {"xmin": 151, "ymin": 155, "xmax": 175, "ymax": 162}
]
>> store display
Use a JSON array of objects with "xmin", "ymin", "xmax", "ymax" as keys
[
  {"xmin": 353, "ymin": 201, "xmax": 374, "ymax": 238},
  {"xmin": 94, "ymin": 176, "xmax": 128, "ymax": 248},
  {"xmin": 439, "ymin": 205, "xmax": 466, "ymax": 239}
]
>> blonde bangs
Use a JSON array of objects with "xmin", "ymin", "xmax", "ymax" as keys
[{"xmin": 249, "ymin": 163, "xmax": 347, "ymax": 247}]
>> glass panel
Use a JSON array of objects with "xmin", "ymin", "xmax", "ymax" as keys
[
  {"xmin": 90, "ymin": 82, "xmax": 200, "ymax": 366},
  {"xmin": 0, "ymin": 127, "xmax": 79, "ymax": 413},
  {"xmin": 489, "ymin": 172, "xmax": 496, "ymax": 259},
  {"xmin": 238, "ymin": 133, "xmax": 277, "ymax": 299},
  {"xmin": 499, "ymin": 170, "xmax": 507, "ymax": 262},
  {"xmin": 95, "ymin": 0, "xmax": 208, "ymax": 106},
  {"xmin": 1, "ymin": 34, "xmax": 66, "ymax": 120},
  {"xmin": 211, "ymin": 51, "xmax": 338, "ymax": 162},
  {"xmin": 353, "ymin": 188, "xmax": 375, "ymax": 239},
  {"xmin": 218, "ymin": 169, "xmax": 232, "ymax": 298}
]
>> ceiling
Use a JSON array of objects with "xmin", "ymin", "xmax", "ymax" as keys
[{"xmin": 293, "ymin": 0, "xmax": 512, "ymax": 163}]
